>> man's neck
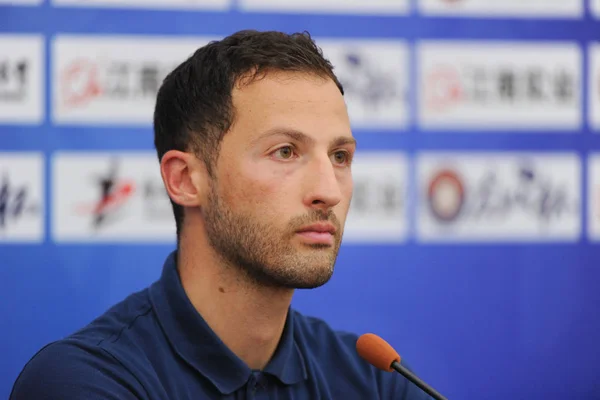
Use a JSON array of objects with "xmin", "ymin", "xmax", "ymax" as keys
[{"xmin": 177, "ymin": 234, "xmax": 294, "ymax": 370}]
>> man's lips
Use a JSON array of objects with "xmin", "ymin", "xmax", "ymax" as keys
[
  {"xmin": 295, "ymin": 223, "xmax": 336, "ymax": 245},
  {"xmin": 296, "ymin": 222, "xmax": 336, "ymax": 234}
]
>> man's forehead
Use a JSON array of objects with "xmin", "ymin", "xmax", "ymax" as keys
[{"xmin": 228, "ymin": 71, "xmax": 351, "ymax": 145}]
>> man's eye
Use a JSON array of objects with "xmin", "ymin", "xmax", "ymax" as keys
[
  {"xmin": 273, "ymin": 146, "xmax": 295, "ymax": 159},
  {"xmin": 332, "ymin": 151, "xmax": 351, "ymax": 165}
]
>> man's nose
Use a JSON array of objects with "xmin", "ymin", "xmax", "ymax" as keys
[{"xmin": 302, "ymin": 156, "xmax": 343, "ymax": 212}]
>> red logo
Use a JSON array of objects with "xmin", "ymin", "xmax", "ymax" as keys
[
  {"xmin": 60, "ymin": 59, "xmax": 103, "ymax": 108},
  {"xmin": 75, "ymin": 162, "xmax": 135, "ymax": 229},
  {"xmin": 424, "ymin": 65, "xmax": 463, "ymax": 111},
  {"xmin": 427, "ymin": 169, "xmax": 465, "ymax": 223}
]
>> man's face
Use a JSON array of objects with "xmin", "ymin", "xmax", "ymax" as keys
[{"xmin": 202, "ymin": 71, "xmax": 355, "ymax": 289}]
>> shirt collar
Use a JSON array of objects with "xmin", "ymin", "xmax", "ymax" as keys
[{"xmin": 149, "ymin": 250, "xmax": 307, "ymax": 395}]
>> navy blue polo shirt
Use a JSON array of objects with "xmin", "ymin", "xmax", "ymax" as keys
[{"xmin": 11, "ymin": 251, "xmax": 432, "ymax": 400}]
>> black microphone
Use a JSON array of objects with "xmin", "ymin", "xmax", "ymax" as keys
[{"xmin": 356, "ymin": 333, "xmax": 448, "ymax": 400}]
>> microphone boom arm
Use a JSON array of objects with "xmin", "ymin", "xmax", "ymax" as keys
[{"xmin": 391, "ymin": 361, "xmax": 448, "ymax": 400}]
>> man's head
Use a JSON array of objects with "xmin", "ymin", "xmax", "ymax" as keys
[{"xmin": 154, "ymin": 30, "xmax": 355, "ymax": 289}]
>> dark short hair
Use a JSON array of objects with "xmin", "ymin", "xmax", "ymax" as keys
[{"xmin": 153, "ymin": 30, "xmax": 344, "ymax": 241}]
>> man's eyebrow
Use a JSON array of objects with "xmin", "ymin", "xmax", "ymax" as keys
[
  {"xmin": 331, "ymin": 136, "xmax": 357, "ymax": 148},
  {"xmin": 250, "ymin": 127, "xmax": 357, "ymax": 148}
]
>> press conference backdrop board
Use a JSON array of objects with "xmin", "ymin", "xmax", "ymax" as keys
[{"xmin": 2, "ymin": 1, "xmax": 600, "ymax": 399}]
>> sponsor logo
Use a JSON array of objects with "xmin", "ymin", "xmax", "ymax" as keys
[
  {"xmin": 239, "ymin": 0, "xmax": 409, "ymax": 15},
  {"xmin": 74, "ymin": 159, "xmax": 136, "ymax": 230},
  {"xmin": 52, "ymin": 35, "xmax": 215, "ymax": 125},
  {"xmin": 317, "ymin": 39, "xmax": 409, "ymax": 129},
  {"xmin": 0, "ymin": 153, "xmax": 44, "ymax": 243},
  {"xmin": 417, "ymin": 152, "xmax": 581, "ymax": 242},
  {"xmin": 419, "ymin": 0, "xmax": 583, "ymax": 17},
  {"xmin": 418, "ymin": 41, "xmax": 581, "ymax": 130},
  {"xmin": 589, "ymin": 43, "xmax": 600, "ymax": 131},
  {"xmin": 58, "ymin": 58, "xmax": 175, "ymax": 110},
  {"xmin": 343, "ymin": 152, "xmax": 408, "ymax": 243},
  {"xmin": 51, "ymin": 0, "xmax": 230, "ymax": 10},
  {"xmin": 0, "ymin": 35, "xmax": 44, "ymax": 124},
  {"xmin": 427, "ymin": 169, "xmax": 465, "ymax": 223},
  {"xmin": 52, "ymin": 152, "xmax": 175, "ymax": 242}
]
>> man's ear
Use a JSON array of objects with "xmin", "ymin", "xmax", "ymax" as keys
[{"xmin": 160, "ymin": 150, "xmax": 207, "ymax": 208}]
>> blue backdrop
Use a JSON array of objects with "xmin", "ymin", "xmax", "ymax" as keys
[{"xmin": 2, "ymin": 1, "xmax": 600, "ymax": 399}]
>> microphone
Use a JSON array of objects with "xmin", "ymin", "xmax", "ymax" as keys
[{"xmin": 356, "ymin": 333, "xmax": 448, "ymax": 400}]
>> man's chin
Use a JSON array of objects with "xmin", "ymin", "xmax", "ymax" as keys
[
  {"xmin": 266, "ymin": 261, "xmax": 335, "ymax": 290},
  {"xmin": 294, "ymin": 263, "xmax": 336, "ymax": 289}
]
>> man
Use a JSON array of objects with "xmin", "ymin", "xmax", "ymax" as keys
[{"xmin": 11, "ymin": 30, "xmax": 432, "ymax": 399}]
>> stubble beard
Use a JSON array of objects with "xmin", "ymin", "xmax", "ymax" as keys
[{"xmin": 202, "ymin": 180, "xmax": 343, "ymax": 290}]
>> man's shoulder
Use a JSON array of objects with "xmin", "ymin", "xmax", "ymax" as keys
[
  {"xmin": 10, "ymin": 288, "xmax": 156, "ymax": 400},
  {"xmin": 69, "ymin": 287, "xmax": 156, "ymax": 351},
  {"xmin": 10, "ymin": 338, "xmax": 148, "ymax": 400}
]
